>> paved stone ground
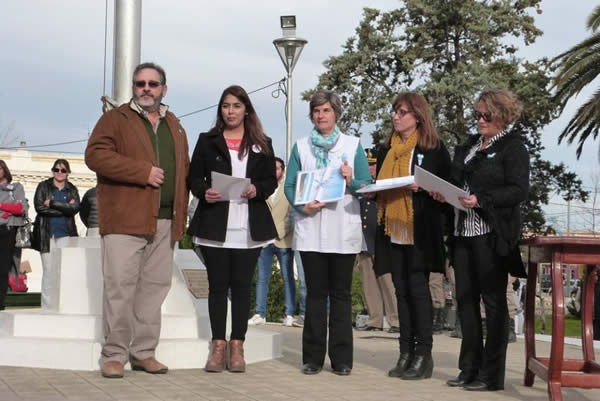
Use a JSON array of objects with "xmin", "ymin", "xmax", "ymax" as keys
[{"xmin": 0, "ymin": 324, "xmax": 598, "ymax": 401}]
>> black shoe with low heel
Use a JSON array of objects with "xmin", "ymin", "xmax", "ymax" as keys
[
  {"xmin": 446, "ymin": 372, "xmax": 476, "ymax": 387},
  {"xmin": 302, "ymin": 363, "xmax": 322, "ymax": 375},
  {"xmin": 401, "ymin": 354, "xmax": 433, "ymax": 380},
  {"xmin": 388, "ymin": 353, "xmax": 413, "ymax": 378}
]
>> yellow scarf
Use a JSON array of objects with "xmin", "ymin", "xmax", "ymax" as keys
[{"xmin": 376, "ymin": 131, "xmax": 419, "ymax": 244}]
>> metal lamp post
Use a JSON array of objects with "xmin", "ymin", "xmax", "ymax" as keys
[{"xmin": 273, "ymin": 16, "xmax": 307, "ymax": 161}]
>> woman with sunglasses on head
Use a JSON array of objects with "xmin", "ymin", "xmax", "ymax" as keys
[
  {"xmin": 33, "ymin": 159, "xmax": 80, "ymax": 308},
  {"xmin": 0, "ymin": 160, "xmax": 29, "ymax": 310},
  {"xmin": 188, "ymin": 85, "xmax": 277, "ymax": 373},
  {"xmin": 375, "ymin": 92, "xmax": 451, "ymax": 380},
  {"xmin": 435, "ymin": 89, "xmax": 528, "ymax": 392}
]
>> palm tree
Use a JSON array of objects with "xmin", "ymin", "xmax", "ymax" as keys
[{"xmin": 553, "ymin": 5, "xmax": 600, "ymax": 159}]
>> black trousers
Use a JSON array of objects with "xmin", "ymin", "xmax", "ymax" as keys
[
  {"xmin": 389, "ymin": 244, "xmax": 433, "ymax": 355},
  {"xmin": 454, "ymin": 234, "xmax": 509, "ymax": 388},
  {"xmin": 0, "ymin": 226, "xmax": 16, "ymax": 310},
  {"xmin": 199, "ymin": 246, "xmax": 261, "ymax": 341},
  {"xmin": 300, "ymin": 251, "xmax": 355, "ymax": 369}
]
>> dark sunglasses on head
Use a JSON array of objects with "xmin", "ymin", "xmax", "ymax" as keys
[
  {"xmin": 474, "ymin": 111, "xmax": 493, "ymax": 123},
  {"xmin": 52, "ymin": 168, "xmax": 68, "ymax": 173},
  {"xmin": 134, "ymin": 80, "xmax": 161, "ymax": 89}
]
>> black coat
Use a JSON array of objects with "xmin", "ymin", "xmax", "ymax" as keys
[
  {"xmin": 80, "ymin": 187, "xmax": 98, "ymax": 228},
  {"xmin": 359, "ymin": 197, "xmax": 377, "ymax": 256},
  {"xmin": 373, "ymin": 142, "xmax": 451, "ymax": 276},
  {"xmin": 187, "ymin": 128, "xmax": 277, "ymax": 243},
  {"xmin": 33, "ymin": 178, "xmax": 80, "ymax": 253},
  {"xmin": 450, "ymin": 131, "xmax": 529, "ymax": 277}
]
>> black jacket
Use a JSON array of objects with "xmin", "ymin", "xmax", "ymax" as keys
[
  {"xmin": 360, "ymin": 197, "xmax": 377, "ymax": 256},
  {"xmin": 450, "ymin": 131, "xmax": 529, "ymax": 277},
  {"xmin": 80, "ymin": 187, "xmax": 98, "ymax": 228},
  {"xmin": 187, "ymin": 128, "xmax": 277, "ymax": 243},
  {"xmin": 33, "ymin": 178, "xmax": 80, "ymax": 253},
  {"xmin": 374, "ymin": 142, "xmax": 451, "ymax": 276}
]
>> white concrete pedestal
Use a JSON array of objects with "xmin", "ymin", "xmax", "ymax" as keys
[{"xmin": 0, "ymin": 237, "xmax": 281, "ymax": 370}]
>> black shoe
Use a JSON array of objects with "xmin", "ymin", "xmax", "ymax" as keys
[
  {"xmin": 302, "ymin": 363, "xmax": 322, "ymax": 375},
  {"xmin": 332, "ymin": 364, "xmax": 352, "ymax": 376},
  {"xmin": 388, "ymin": 353, "xmax": 413, "ymax": 377},
  {"xmin": 446, "ymin": 372, "xmax": 475, "ymax": 387},
  {"xmin": 401, "ymin": 354, "xmax": 433, "ymax": 380},
  {"xmin": 356, "ymin": 325, "xmax": 382, "ymax": 331},
  {"xmin": 464, "ymin": 380, "xmax": 491, "ymax": 391},
  {"xmin": 387, "ymin": 326, "xmax": 400, "ymax": 333}
]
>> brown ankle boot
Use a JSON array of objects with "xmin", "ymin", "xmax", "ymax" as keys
[
  {"xmin": 228, "ymin": 339, "xmax": 246, "ymax": 373},
  {"xmin": 205, "ymin": 339, "xmax": 227, "ymax": 372}
]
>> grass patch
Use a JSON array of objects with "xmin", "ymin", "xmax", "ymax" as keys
[{"xmin": 535, "ymin": 315, "xmax": 581, "ymax": 337}]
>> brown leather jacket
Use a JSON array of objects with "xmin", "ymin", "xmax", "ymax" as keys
[{"xmin": 85, "ymin": 102, "xmax": 189, "ymax": 240}]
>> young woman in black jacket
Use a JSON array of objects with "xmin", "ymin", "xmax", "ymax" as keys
[
  {"xmin": 374, "ymin": 92, "xmax": 451, "ymax": 380},
  {"xmin": 187, "ymin": 85, "xmax": 277, "ymax": 373},
  {"xmin": 435, "ymin": 89, "xmax": 529, "ymax": 392},
  {"xmin": 33, "ymin": 158, "xmax": 80, "ymax": 308}
]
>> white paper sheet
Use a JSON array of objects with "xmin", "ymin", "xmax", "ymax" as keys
[
  {"xmin": 211, "ymin": 171, "xmax": 251, "ymax": 201},
  {"xmin": 414, "ymin": 166, "xmax": 468, "ymax": 211},
  {"xmin": 355, "ymin": 176, "xmax": 415, "ymax": 194},
  {"xmin": 294, "ymin": 166, "xmax": 346, "ymax": 205}
]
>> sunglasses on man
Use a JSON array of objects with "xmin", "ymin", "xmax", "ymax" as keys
[
  {"xmin": 134, "ymin": 80, "xmax": 162, "ymax": 89},
  {"xmin": 474, "ymin": 111, "xmax": 493, "ymax": 123},
  {"xmin": 52, "ymin": 168, "xmax": 68, "ymax": 174}
]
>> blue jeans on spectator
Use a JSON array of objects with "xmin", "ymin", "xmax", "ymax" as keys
[
  {"xmin": 256, "ymin": 245, "xmax": 296, "ymax": 317},
  {"xmin": 295, "ymin": 251, "xmax": 306, "ymax": 316}
]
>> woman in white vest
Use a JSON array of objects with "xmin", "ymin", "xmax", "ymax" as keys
[{"xmin": 284, "ymin": 90, "xmax": 371, "ymax": 376}]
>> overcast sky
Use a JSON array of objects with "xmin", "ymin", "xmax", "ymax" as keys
[{"xmin": 1, "ymin": 1, "xmax": 598, "ymax": 228}]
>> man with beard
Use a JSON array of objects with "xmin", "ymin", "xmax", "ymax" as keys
[{"xmin": 85, "ymin": 62, "xmax": 190, "ymax": 378}]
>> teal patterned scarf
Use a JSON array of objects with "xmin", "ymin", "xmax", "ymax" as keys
[{"xmin": 310, "ymin": 125, "xmax": 341, "ymax": 168}]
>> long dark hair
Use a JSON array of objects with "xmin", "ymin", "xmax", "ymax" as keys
[
  {"xmin": 384, "ymin": 92, "xmax": 440, "ymax": 150},
  {"xmin": 0, "ymin": 160, "xmax": 13, "ymax": 183},
  {"xmin": 215, "ymin": 85, "xmax": 272, "ymax": 159}
]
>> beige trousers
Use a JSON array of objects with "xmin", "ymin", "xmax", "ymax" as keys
[
  {"xmin": 357, "ymin": 253, "xmax": 399, "ymax": 328},
  {"xmin": 101, "ymin": 219, "xmax": 173, "ymax": 364},
  {"xmin": 429, "ymin": 272, "xmax": 445, "ymax": 309}
]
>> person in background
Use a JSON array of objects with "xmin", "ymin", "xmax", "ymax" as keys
[
  {"xmin": 86, "ymin": 62, "xmax": 190, "ymax": 378},
  {"xmin": 188, "ymin": 85, "xmax": 277, "ymax": 373},
  {"xmin": 80, "ymin": 186, "xmax": 99, "ymax": 237},
  {"xmin": 355, "ymin": 148, "xmax": 399, "ymax": 333},
  {"xmin": 429, "ymin": 272, "xmax": 446, "ymax": 334},
  {"xmin": 437, "ymin": 89, "xmax": 529, "ymax": 392},
  {"xmin": 0, "ymin": 160, "xmax": 28, "ymax": 310},
  {"xmin": 249, "ymin": 157, "xmax": 296, "ymax": 327},
  {"xmin": 285, "ymin": 90, "xmax": 371, "ymax": 376},
  {"xmin": 292, "ymin": 251, "xmax": 306, "ymax": 327},
  {"xmin": 33, "ymin": 158, "xmax": 80, "ymax": 308},
  {"xmin": 375, "ymin": 92, "xmax": 451, "ymax": 380}
]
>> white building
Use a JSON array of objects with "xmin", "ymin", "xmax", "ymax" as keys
[{"xmin": 1, "ymin": 148, "xmax": 96, "ymax": 291}]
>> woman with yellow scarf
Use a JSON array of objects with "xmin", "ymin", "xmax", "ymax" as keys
[{"xmin": 374, "ymin": 92, "xmax": 451, "ymax": 380}]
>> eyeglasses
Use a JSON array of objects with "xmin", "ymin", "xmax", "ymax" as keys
[
  {"xmin": 52, "ymin": 168, "xmax": 68, "ymax": 174},
  {"xmin": 474, "ymin": 111, "xmax": 493, "ymax": 123},
  {"xmin": 134, "ymin": 80, "xmax": 161, "ymax": 89},
  {"xmin": 392, "ymin": 109, "xmax": 411, "ymax": 118}
]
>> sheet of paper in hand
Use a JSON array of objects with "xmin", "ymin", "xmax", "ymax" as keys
[
  {"xmin": 414, "ymin": 166, "xmax": 468, "ymax": 211},
  {"xmin": 356, "ymin": 176, "xmax": 415, "ymax": 194},
  {"xmin": 211, "ymin": 171, "xmax": 251, "ymax": 201},
  {"xmin": 294, "ymin": 166, "xmax": 346, "ymax": 205}
]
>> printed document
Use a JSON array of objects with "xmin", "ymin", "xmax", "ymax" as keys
[
  {"xmin": 294, "ymin": 166, "xmax": 346, "ymax": 205},
  {"xmin": 211, "ymin": 171, "xmax": 251, "ymax": 201},
  {"xmin": 414, "ymin": 166, "xmax": 468, "ymax": 211}
]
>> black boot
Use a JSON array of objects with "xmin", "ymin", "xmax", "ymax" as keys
[
  {"xmin": 432, "ymin": 308, "xmax": 443, "ymax": 334},
  {"xmin": 388, "ymin": 353, "xmax": 413, "ymax": 378},
  {"xmin": 450, "ymin": 317, "xmax": 462, "ymax": 338},
  {"xmin": 402, "ymin": 353, "xmax": 433, "ymax": 380},
  {"xmin": 508, "ymin": 316, "xmax": 517, "ymax": 343}
]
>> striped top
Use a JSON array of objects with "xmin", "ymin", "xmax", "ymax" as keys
[{"xmin": 454, "ymin": 131, "xmax": 507, "ymax": 237}]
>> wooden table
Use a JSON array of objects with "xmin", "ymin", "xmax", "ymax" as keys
[{"xmin": 522, "ymin": 236, "xmax": 600, "ymax": 401}]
